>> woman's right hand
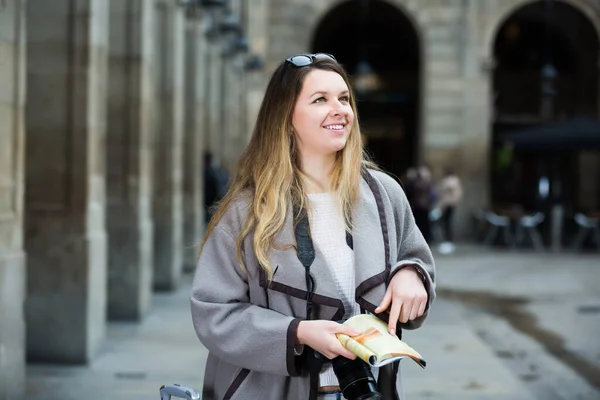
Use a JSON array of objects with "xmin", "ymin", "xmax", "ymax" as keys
[{"xmin": 296, "ymin": 320, "xmax": 360, "ymax": 360}]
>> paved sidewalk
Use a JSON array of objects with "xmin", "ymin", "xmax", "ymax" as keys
[{"xmin": 26, "ymin": 252, "xmax": 538, "ymax": 400}]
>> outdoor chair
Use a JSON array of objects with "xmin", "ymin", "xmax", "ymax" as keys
[
  {"xmin": 483, "ymin": 211, "xmax": 514, "ymax": 246},
  {"xmin": 572, "ymin": 213, "xmax": 600, "ymax": 251},
  {"xmin": 515, "ymin": 212, "xmax": 545, "ymax": 251}
]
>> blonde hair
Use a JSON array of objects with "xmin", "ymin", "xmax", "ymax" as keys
[{"xmin": 201, "ymin": 57, "xmax": 376, "ymax": 280}]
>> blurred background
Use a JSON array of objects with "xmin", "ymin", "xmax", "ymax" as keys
[{"xmin": 0, "ymin": 0, "xmax": 599, "ymax": 399}]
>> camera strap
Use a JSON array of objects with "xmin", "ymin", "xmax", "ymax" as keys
[
  {"xmin": 293, "ymin": 208, "xmax": 316, "ymax": 320},
  {"xmin": 293, "ymin": 208, "xmax": 325, "ymax": 398}
]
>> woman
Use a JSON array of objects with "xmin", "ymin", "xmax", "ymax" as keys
[{"xmin": 191, "ymin": 53, "xmax": 436, "ymax": 400}]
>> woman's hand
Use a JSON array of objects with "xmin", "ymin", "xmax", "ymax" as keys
[
  {"xmin": 375, "ymin": 266, "xmax": 428, "ymax": 335},
  {"xmin": 296, "ymin": 320, "xmax": 360, "ymax": 360}
]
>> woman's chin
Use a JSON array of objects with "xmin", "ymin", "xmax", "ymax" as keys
[{"xmin": 328, "ymin": 138, "xmax": 348, "ymax": 153}]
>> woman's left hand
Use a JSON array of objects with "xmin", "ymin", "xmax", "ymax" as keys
[{"xmin": 374, "ymin": 266, "xmax": 428, "ymax": 335}]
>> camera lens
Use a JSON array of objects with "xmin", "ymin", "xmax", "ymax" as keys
[{"xmin": 331, "ymin": 357, "xmax": 382, "ymax": 400}]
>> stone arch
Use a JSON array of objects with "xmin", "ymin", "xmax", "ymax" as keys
[
  {"xmin": 483, "ymin": 0, "xmax": 600, "ymax": 58},
  {"xmin": 488, "ymin": 0, "xmax": 600, "ymax": 214},
  {"xmin": 309, "ymin": 0, "xmax": 423, "ymax": 178},
  {"xmin": 494, "ymin": 1, "xmax": 599, "ymax": 118},
  {"xmin": 306, "ymin": 0, "xmax": 424, "ymax": 49}
]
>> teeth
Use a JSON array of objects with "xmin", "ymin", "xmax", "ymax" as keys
[{"xmin": 325, "ymin": 124, "xmax": 344, "ymax": 130}]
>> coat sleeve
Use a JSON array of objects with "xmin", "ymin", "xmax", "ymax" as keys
[
  {"xmin": 375, "ymin": 171, "xmax": 437, "ymax": 330},
  {"xmin": 190, "ymin": 225, "xmax": 303, "ymax": 376}
]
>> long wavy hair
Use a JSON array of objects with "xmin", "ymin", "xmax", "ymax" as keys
[{"xmin": 201, "ymin": 57, "xmax": 376, "ymax": 279}]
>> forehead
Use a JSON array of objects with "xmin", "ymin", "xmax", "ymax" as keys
[{"xmin": 300, "ymin": 69, "xmax": 348, "ymax": 95}]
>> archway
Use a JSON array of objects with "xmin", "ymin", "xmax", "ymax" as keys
[
  {"xmin": 312, "ymin": 0, "xmax": 421, "ymax": 178},
  {"xmin": 490, "ymin": 0, "xmax": 599, "ymax": 217}
]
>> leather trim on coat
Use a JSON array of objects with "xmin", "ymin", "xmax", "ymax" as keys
[
  {"xmin": 259, "ymin": 271, "xmax": 346, "ymax": 321},
  {"xmin": 223, "ymin": 368, "xmax": 250, "ymax": 400},
  {"xmin": 287, "ymin": 318, "xmax": 303, "ymax": 376}
]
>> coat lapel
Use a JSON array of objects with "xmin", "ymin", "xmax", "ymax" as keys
[{"xmin": 353, "ymin": 175, "xmax": 390, "ymax": 313}]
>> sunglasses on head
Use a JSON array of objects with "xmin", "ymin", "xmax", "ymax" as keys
[{"xmin": 285, "ymin": 53, "xmax": 337, "ymax": 67}]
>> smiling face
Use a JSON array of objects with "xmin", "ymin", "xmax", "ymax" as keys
[{"xmin": 291, "ymin": 69, "xmax": 355, "ymax": 160}]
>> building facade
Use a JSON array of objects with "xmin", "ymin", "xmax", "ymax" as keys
[{"xmin": 1, "ymin": 0, "xmax": 599, "ymax": 397}]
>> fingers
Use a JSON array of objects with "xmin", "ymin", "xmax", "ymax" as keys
[
  {"xmin": 388, "ymin": 299, "xmax": 402, "ymax": 335},
  {"xmin": 322, "ymin": 347, "xmax": 357, "ymax": 360},
  {"xmin": 413, "ymin": 300, "xmax": 427, "ymax": 319},
  {"xmin": 405, "ymin": 301, "xmax": 418, "ymax": 322},
  {"xmin": 325, "ymin": 336, "xmax": 358, "ymax": 360},
  {"xmin": 375, "ymin": 286, "xmax": 392, "ymax": 314},
  {"xmin": 337, "ymin": 326, "xmax": 361, "ymax": 337},
  {"xmin": 417, "ymin": 298, "xmax": 427, "ymax": 318},
  {"xmin": 336, "ymin": 345, "xmax": 358, "ymax": 360}
]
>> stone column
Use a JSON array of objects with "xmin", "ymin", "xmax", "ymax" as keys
[
  {"xmin": 206, "ymin": 38, "xmax": 223, "ymax": 160},
  {"xmin": 152, "ymin": 2, "xmax": 185, "ymax": 290},
  {"xmin": 223, "ymin": 0, "xmax": 241, "ymax": 170},
  {"xmin": 236, "ymin": 59, "xmax": 249, "ymax": 153},
  {"xmin": 182, "ymin": 12, "xmax": 206, "ymax": 272},
  {"xmin": 25, "ymin": 0, "xmax": 109, "ymax": 362},
  {"xmin": 245, "ymin": 0, "xmax": 268, "ymax": 143},
  {"xmin": 458, "ymin": 0, "xmax": 493, "ymax": 238},
  {"xmin": 105, "ymin": 0, "xmax": 155, "ymax": 320},
  {"xmin": 221, "ymin": 60, "xmax": 237, "ymax": 171},
  {"xmin": 0, "ymin": 1, "xmax": 26, "ymax": 397},
  {"xmin": 419, "ymin": 1, "xmax": 477, "ymax": 239}
]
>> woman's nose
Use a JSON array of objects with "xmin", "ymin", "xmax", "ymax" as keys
[{"xmin": 330, "ymin": 102, "xmax": 346, "ymax": 116}]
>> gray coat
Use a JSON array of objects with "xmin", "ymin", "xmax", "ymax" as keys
[{"xmin": 191, "ymin": 169, "xmax": 436, "ymax": 400}]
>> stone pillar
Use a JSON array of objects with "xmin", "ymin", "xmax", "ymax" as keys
[
  {"xmin": 0, "ymin": 1, "xmax": 26, "ymax": 397},
  {"xmin": 420, "ymin": 2, "xmax": 465, "ymax": 168},
  {"xmin": 105, "ymin": 0, "xmax": 155, "ymax": 320},
  {"xmin": 458, "ymin": 0, "xmax": 493, "ymax": 239},
  {"xmin": 182, "ymin": 13, "xmax": 206, "ymax": 271},
  {"xmin": 223, "ymin": 0, "xmax": 242, "ymax": 170},
  {"xmin": 206, "ymin": 38, "xmax": 223, "ymax": 160},
  {"xmin": 25, "ymin": 0, "xmax": 109, "ymax": 362},
  {"xmin": 245, "ymin": 0, "xmax": 269, "ymax": 143},
  {"xmin": 152, "ymin": 2, "xmax": 185, "ymax": 290},
  {"xmin": 221, "ymin": 60, "xmax": 237, "ymax": 171},
  {"xmin": 419, "ymin": 1, "xmax": 480, "ymax": 239},
  {"xmin": 236, "ymin": 60, "xmax": 249, "ymax": 153}
]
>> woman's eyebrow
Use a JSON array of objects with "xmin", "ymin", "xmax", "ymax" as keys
[{"xmin": 309, "ymin": 90, "xmax": 349, "ymax": 98}]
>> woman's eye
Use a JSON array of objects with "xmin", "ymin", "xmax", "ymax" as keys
[
  {"xmin": 339, "ymin": 96, "xmax": 350, "ymax": 102},
  {"xmin": 313, "ymin": 97, "xmax": 326, "ymax": 103}
]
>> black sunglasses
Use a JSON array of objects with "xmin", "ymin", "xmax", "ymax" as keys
[{"xmin": 285, "ymin": 53, "xmax": 337, "ymax": 67}]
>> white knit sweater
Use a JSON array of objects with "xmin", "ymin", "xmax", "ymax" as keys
[{"xmin": 307, "ymin": 192, "xmax": 361, "ymax": 387}]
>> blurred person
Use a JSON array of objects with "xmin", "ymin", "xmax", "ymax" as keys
[
  {"xmin": 191, "ymin": 53, "xmax": 436, "ymax": 400},
  {"xmin": 410, "ymin": 165, "xmax": 436, "ymax": 244},
  {"xmin": 436, "ymin": 168, "xmax": 463, "ymax": 254}
]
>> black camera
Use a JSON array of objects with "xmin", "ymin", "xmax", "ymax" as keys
[{"xmin": 331, "ymin": 356, "xmax": 382, "ymax": 400}]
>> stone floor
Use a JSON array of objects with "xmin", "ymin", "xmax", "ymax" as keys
[{"xmin": 25, "ymin": 245, "xmax": 600, "ymax": 400}]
